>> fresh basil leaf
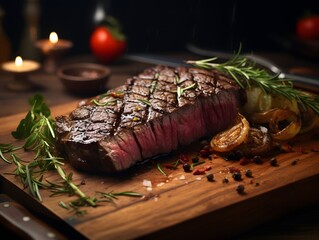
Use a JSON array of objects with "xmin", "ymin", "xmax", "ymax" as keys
[{"xmin": 11, "ymin": 111, "xmax": 35, "ymax": 139}]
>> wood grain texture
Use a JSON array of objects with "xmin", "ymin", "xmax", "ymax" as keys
[{"xmin": 1, "ymin": 102, "xmax": 319, "ymax": 240}]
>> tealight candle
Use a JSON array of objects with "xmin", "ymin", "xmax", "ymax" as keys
[
  {"xmin": 2, "ymin": 56, "xmax": 40, "ymax": 73},
  {"xmin": 35, "ymin": 32, "xmax": 73, "ymax": 73},
  {"xmin": 1, "ymin": 56, "xmax": 40, "ymax": 91}
]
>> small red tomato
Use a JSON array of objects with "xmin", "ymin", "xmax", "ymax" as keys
[
  {"xmin": 296, "ymin": 16, "xmax": 319, "ymax": 41},
  {"xmin": 90, "ymin": 26, "xmax": 126, "ymax": 64}
]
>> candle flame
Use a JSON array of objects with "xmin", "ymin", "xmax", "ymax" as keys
[
  {"xmin": 49, "ymin": 32, "xmax": 58, "ymax": 44},
  {"xmin": 15, "ymin": 56, "xmax": 23, "ymax": 66}
]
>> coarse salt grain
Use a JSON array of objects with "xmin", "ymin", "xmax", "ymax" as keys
[
  {"xmin": 143, "ymin": 179, "xmax": 152, "ymax": 187},
  {"xmin": 146, "ymin": 187, "xmax": 152, "ymax": 191},
  {"xmin": 179, "ymin": 175, "xmax": 186, "ymax": 180},
  {"xmin": 196, "ymin": 177, "xmax": 202, "ymax": 181},
  {"xmin": 157, "ymin": 182, "xmax": 165, "ymax": 187}
]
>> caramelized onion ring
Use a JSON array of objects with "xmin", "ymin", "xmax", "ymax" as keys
[
  {"xmin": 249, "ymin": 108, "xmax": 280, "ymax": 124},
  {"xmin": 210, "ymin": 113, "xmax": 250, "ymax": 152},
  {"xmin": 250, "ymin": 108, "xmax": 301, "ymax": 141},
  {"xmin": 269, "ymin": 109, "xmax": 301, "ymax": 141},
  {"xmin": 299, "ymin": 106, "xmax": 318, "ymax": 134}
]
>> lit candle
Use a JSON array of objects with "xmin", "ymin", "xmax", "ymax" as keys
[
  {"xmin": 36, "ymin": 31, "xmax": 73, "ymax": 54},
  {"xmin": 1, "ymin": 56, "xmax": 41, "ymax": 91},
  {"xmin": 35, "ymin": 31, "xmax": 73, "ymax": 73},
  {"xmin": 49, "ymin": 32, "xmax": 58, "ymax": 44},
  {"xmin": 2, "ymin": 56, "xmax": 40, "ymax": 73}
]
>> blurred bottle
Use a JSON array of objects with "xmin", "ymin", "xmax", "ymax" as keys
[
  {"xmin": 19, "ymin": 0, "xmax": 40, "ymax": 60},
  {"xmin": 92, "ymin": 0, "xmax": 113, "ymax": 26},
  {"xmin": 0, "ymin": 5, "xmax": 11, "ymax": 63}
]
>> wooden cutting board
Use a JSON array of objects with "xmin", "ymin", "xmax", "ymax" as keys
[{"xmin": 1, "ymin": 101, "xmax": 319, "ymax": 240}]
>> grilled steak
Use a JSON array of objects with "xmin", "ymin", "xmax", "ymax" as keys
[{"xmin": 55, "ymin": 65, "xmax": 245, "ymax": 173}]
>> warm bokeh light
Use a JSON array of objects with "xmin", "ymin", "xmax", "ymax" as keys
[
  {"xmin": 15, "ymin": 56, "xmax": 23, "ymax": 66},
  {"xmin": 49, "ymin": 32, "xmax": 58, "ymax": 44}
]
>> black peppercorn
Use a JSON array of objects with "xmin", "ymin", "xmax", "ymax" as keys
[
  {"xmin": 222, "ymin": 177, "xmax": 229, "ymax": 184},
  {"xmin": 183, "ymin": 163, "xmax": 191, "ymax": 172},
  {"xmin": 270, "ymin": 157, "xmax": 278, "ymax": 166},
  {"xmin": 236, "ymin": 184, "xmax": 245, "ymax": 194},
  {"xmin": 232, "ymin": 172, "xmax": 242, "ymax": 181},
  {"xmin": 253, "ymin": 155, "xmax": 263, "ymax": 164},
  {"xmin": 192, "ymin": 156, "xmax": 199, "ymax": 163},
  {"xmin": 206, "ymin": 173, "xmax": 214, "ymax": 182},
  {"xmin": 245, "ymin": 169, "xmax": 253, "ymax": 178},
  {"xmin": 291, "ymin": 159, "xmax": 298, "ymax": 165}
]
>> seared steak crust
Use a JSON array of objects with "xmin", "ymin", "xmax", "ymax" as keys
[{"xmin": 55, "ymin": 65, "xmax": 244, "ymax": 173}]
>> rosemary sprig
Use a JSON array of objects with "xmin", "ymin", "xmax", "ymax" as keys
[
  {"xmin": 187, "ymin": 54, "xmax": 319, "ymax": 115},
  {"xmin": 1, "ymin": 94, "xmax": 96, "ymax": 207},
  {"xmin": 58, "ymin": 191, "xmax": 144, "ymax": 217},
  {"xmin": 1, "ymin": 93, "xmax": 145, "ymax": 216}
]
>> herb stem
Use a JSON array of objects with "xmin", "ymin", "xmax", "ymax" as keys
[{"xmin": 157, "ymin": 162, "xmax": 167, "ymax": 176}]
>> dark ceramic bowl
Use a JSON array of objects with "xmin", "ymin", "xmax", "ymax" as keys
[{"xmin": 57, "ymin": 63, "xmax": 111, "ymax": 95}]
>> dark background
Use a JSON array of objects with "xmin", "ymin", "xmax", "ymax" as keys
[{"xmin": 1, "ymin": 0, "xmax": 319, "ymax": 59}]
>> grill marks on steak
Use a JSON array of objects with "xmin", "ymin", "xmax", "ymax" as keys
[{"xmin": 55, "ymin": 65, "xmax": 244, "ymax": 173}]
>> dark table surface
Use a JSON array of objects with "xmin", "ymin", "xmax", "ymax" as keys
[{"xmin": 1, "ymin": 50, "xmax": 319, "ymax": 239}]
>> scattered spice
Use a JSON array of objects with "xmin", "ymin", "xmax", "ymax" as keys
[
  {"xmin": 245, "ymin": 169, "xmax": 253, "ymax": 178},
  {"xmin": 179, "ymin": 154, "xmax": 189, "ymax": 164},
  {"xmin": 239, "ymin": 157, "xmax": 251, "ymax": 165},
  {"xmin": 142, "ymin": 179, "xmax": 152, "ymax": 187},
  {"xmin": 291, "ymin": 159, "xmax": 299, "ymax": 165},
  {"xmin": 228, "ymin": 166, "xmax": 240, "ymax": 173},
  {"xmin": 192, "ymin": 156, "xmax": 199, "ymax": 163},
  {"xmin": 193, "ymin": 165, "xmax": 212, "ymax": 175},
  {"xmin": 236, "ymin": 184, "xmax": 245, "ymax": 194},
  {"xmin": 199, "ymin": 144, "xmax": 213, "ymax": 158},
  {"xmin": 206, "ymin": 173, "xmax": 214, "ymax": 182},
  {"xmin": 179, "ymin": 175, "xmax": 186, "ymax": 180},
  {"xmin": 164, "ymin": 163, "xmax": 177, "ymax": 170},
  {"xmin": 252, "ymin": 155, "xmax": 263, "ymax": 164},
  {"xmin": 232, "ymin": 172, "xmax": 242, "ymax": 181},
  {"xmin": 193, "ymin": 168, "xmax": 206, "ymax": 175},
  {"xmin": 183, "ymin": 163, "xmax": 191, "ymax": 172},
  {"xmin": 270, "ymin": 157, "xmax": 278, "ymax": 166},
  {"xmin": 222, "ymin": 177, "xmax": 229, "ymax": 184}
]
